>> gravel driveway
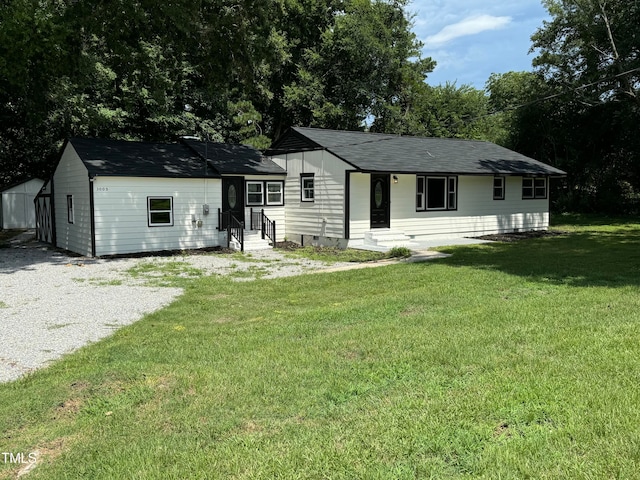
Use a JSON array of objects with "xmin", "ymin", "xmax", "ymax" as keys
[{"xmin": 0, "ymin": 236, "xmax": 355, "ymax": 383}]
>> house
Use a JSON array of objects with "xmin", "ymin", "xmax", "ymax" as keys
[
  {"xmin": 36, "ymin": 138, "xmax": 286, "ymax": 256},
  {"xmin": 266, "ymin": 127, "xmax": 566, "ymax": 249},
  {"xmin": 37, "ymin": 128, "xmax": 566, "ymax": 256},
  {"xmin": 0, "ymin": 178, "xmax": 45, "ymax": 229}
]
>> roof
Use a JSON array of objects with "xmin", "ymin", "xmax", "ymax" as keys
[
  {"xmin": 68, "ymin": 137, "xmax": 285, "ymax": 179},
  {"xmin": 181, "ymin": 139, "xmax": 285, "ymax": 175},
  {"xmin": 0, "ymin": 177, "xmax": 45, "ymax": 193},
  {"xmin": 268, "ymin": 127, "xmax": 566, "ymax": 176}
]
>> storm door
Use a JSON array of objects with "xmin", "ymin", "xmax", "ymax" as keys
[
  {"xmin": 221, "ymin": 176, "xmax": 244, "ymax": 229},
  {"xmin": 370, "ymin": 174, "xmax": 390, "ymax": 229}
]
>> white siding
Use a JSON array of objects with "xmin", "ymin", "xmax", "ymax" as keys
[
  {"xmin": 273, "ymin": 150, "xmax": 350, "ymax": 241},
  {"xmin": 0, "ymin": 178, "xmax": 44, "ymax": 229},
  {"xmin": 242, "ymin": 175, "xmax": 286, "ymax": 242},
  {"xmin": 53, "ymin": 145, "xmax": 92, "ymax": 256},
  {"xmin": 93, "ymin": 177, "xmax": 223, "ymax": 256},
  {"xmin": 348, "ymin": 172, "xmax": 371, "ymax": 239},
  {"xmin": 350, "ymin": 174, "xmax": 549, "ymax": 240}
]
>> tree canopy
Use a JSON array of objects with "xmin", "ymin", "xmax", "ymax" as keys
[{"xmin": 0, "ymin": 0, "xmax": 438, "ymax": 184}]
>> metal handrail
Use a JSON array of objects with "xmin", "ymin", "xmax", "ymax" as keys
[
  {"xmin": 219, "ymin": 209, "xmax": 244, "ymax": 251},
  {"xmin": 250, "ymin": 208, "xmax": 276, "ymax": 245}
]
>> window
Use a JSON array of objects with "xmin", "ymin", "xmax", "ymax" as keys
[
  {"xmin": 266, "ymin": 182, "xmax": 283, "ymax": 205},
  {"xmin": 301, "ymin": 174, "xmax": 314, "ymax": 202},
  {"xmin": 522, "ymin": 177, "xmax": 547, "ymax": 199},
  {"xmin": 246, "ymin": 181, "xmax": 264, "ymax": 206},
  {"xmin": 416, "ymin": 176, "xmax": 425, "ymax": 209},
  {"xmin": 416, "ymin": 176, "xmax": 457, "ymax": 211},
  {"xmin": 493, "ymin": 177, "xmax": 505, "ymax": 200},
  {"xmin": 67, "ymin": 195, "xmax": 74, "ymax": 224},
  {"xmin": 244, "ymin": 180, "xmax": 284, "ymax": 206},
  {"xmin": 148, "ymin": 197, "xmax": 173, "ymax": 226}
]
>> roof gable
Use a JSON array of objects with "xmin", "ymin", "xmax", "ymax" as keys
[{"xmin": 271, "ymin": 127, "xmax": 566, "ymax": 176}]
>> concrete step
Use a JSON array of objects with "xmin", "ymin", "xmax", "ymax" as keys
[
  {"xmin": 364, "ymin": 230, "xmax": 412, "ymax": 246},
  {"xmin": 229, "ymin": 230, "xmax": 273, "ymax": 251}
]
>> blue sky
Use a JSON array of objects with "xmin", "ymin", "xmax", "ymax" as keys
[{"xmin": 408, "ymin": 0, "xmax": 550, "ymax": 90}]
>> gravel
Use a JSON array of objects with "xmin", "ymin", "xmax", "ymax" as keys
[{"xmin": 0, "ymin": 237, "xmax": 355, "ymax": 383}]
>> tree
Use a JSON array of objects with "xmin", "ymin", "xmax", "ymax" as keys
[
  {"xmin": 281, "ymin": 0, "xmax": 434, "ymax": 133},
  {"xmin": 530, "ymin": 0, "xmax": 640, "ymax": 212}
]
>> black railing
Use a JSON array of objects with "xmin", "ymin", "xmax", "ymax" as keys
[
  {"xmin": 218, "ymin": 209, "xmax": 244, "ymax": 252},
  {"xmin": 250, "ymin": 208, "xmax": 276, "ymax": 245}
]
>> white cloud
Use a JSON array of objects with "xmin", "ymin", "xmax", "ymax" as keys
[{"xmin": 424, "ymin": 14, "xmax": 512, "ymax": 47}]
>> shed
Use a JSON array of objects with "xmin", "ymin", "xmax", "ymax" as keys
[{"xmin": 0, "ymin": 178, "xmax": 45, "ymax": 229}]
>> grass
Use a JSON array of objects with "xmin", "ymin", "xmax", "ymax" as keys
[{"xmin": 1, "ymin": 217, "xmax": 640, "ymax": 478}]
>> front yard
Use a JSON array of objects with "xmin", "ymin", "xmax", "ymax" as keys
[{"xmin": 1, "ymin": 215, "xmax": 640, "ymax": 478}]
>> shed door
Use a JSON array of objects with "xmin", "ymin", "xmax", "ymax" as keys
[
  {"xmin": 370, "ymin": 174, "xmax": 390, "ymax": 229},
  {"xmin": 222, "ymin": 176, "xmax": 244, "ymax": 228}
]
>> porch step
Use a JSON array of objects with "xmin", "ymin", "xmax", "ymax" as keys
[
  {"xmin": 229, "ymin": 230, "xmax": 273, "ymax": 251},
  {"xmin": 364, "ymin": 230, "xmax": 418, "ymax": 249}
]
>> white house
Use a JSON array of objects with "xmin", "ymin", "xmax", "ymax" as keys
[
  {"xmin": 37, "ymin": 128, "xmax": 565, "ymax": 256},
  {"xmin": 0, "ymin": 178, "xmax": 44, "ymax": 229},
  {"xmin": 37, "ymin": 138, "xmax": 286, "ymax": 256},
  {"xmin": 266, "ymin": 127, "xmax": 566, "ymax": 249}
]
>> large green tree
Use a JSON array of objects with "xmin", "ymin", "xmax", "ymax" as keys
[
  {"xmin": 491, "ymin": 0, "xmax": 640, "ymax": 212},
  {"xmin": 0, "ymin": 0, "xmax": 435, "ymax": 184}
]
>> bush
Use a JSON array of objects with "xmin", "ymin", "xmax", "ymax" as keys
[{"xmin": 387, "ymin": 246, "xmax": 412, "ymax": 258}]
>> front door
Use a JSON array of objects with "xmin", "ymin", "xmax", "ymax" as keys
[
  {"xmin": 222, "ymin": 176, "xmax": 244, "ymax": 228},
  {"xmin": 370, "ymin": 174, "xmax": 390, "ymax": 229}
]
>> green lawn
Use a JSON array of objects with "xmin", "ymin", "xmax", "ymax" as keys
[{"xmin": 2, "ymin": 216, "xmax": 640, "ymax": 478}]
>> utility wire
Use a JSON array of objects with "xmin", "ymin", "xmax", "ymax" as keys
[{"xmin": 266, "ymin": 66, "xmax": 640, "ymax": 152}]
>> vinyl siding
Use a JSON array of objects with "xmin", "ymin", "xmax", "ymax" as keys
[
  {"xmin": 273, "ymin": 150, "xmax": 350, "ymax": 239},
  {"xmin": 349, "ymin": 174, "xmax": 549, "ymax": 240},
  {"xmin": 92, "ymin": 177, "xmax": 223, "ymax": 256},
  {"xmin": 53, "ymin": 145, "xmax": 92, "ymax": 256}
]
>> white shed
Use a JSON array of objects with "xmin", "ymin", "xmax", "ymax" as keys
[{"xmin": 0, "ymin": 178, "xmax": 45, "ymax": 229}]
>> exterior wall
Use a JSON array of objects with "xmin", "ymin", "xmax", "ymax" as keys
[
  {"xmin": 92, "ymin": 176, "xmax": 223, "ymax": 256},
  {"xmin": 349, "ymin": 174, "xmax": 549, "ymax": 240},
  {"xmin": 53, "ymin": 145, "xmax": 93, "ymax": 256},
  {"xmin": 0, "ymin": 178, "xmax": 44, "ymax": 229},
  {"xmin": 272, "ymin": 150, "xmax": 350, "ymax": 243},
  {"xmin": 242, "ymin": 175, "xmax": 286, "ymax": 242}
]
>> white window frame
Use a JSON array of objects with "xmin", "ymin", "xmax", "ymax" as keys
[
  {"xmin": 301, "ymin": 174, "xmax": 315, "ymax": 202},
  {"xmin": 266, "ymin": 181, "xmax": 284, "ymax": 206},
  {"xmin": 246, "ymin": 181, "xmax": 264, "ymax": 206},
  {"xmin": 416, "ymin": 175, "xmax": 457, "ymax": 211},
  {"xmin": 493, "ymin": 177, "xmax": 505, "ymax": 200},
  {"xmin": 523, "ymin": 177, "xmax": 547, "ymax": 199},
  {"xmin": 67, "ymin": 195, "xmax": 74, "ymax": 224},
  {"xmin": 148, "ymin": 196, "xmax": 174, "ymax": 227}
]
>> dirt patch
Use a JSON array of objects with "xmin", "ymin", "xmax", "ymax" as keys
[
  {"xmin": 474, "ymin": 230, "xmax": 567, "ymax": 243},
  {"xmin": 273, "ymin": 241, "xmax": 301, "ymax": 251}
]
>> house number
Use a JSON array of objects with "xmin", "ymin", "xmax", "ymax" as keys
[{"xmin": 96, "ymin": 187, "xmax": 109, "ymax": 192}]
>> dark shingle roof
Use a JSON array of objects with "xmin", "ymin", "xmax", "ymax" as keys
[
  {"xmin": 68, "ymin": 137, "xmax": 286, "ymax": 178},
  {"xmin": 181, "ymin": 139, "xmax": 285, "ymax": 175},
  {"xmin": 70, "ymin": 138, "xmax": 221, "ymax": 178},
  {"xmin": 269, "ymin": 127, "xmax": 566, "ymax": 176}
]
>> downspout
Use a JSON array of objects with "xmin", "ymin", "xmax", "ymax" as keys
[
  {"xmin": 89, "ymin": 176, "xmax": 96, "ymax": 257},
  {"xmin": 51, "ymin": 178, "xmax": 57, "ymax": 247},
  {"xmin": 344, "ymin": 170, "xmax": 351, "ymax": 240}
]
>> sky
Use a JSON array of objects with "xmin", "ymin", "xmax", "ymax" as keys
[{"xmin": 408, "ymin": 0, "xmax": 550, "ymax": 90}]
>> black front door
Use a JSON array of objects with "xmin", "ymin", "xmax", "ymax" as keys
[
  {"xmin": 222, "ymin": 176, "xmax": 244, "ymax": 228},
  {"xmin": 370, "ymin": 174, "xmax": 390, "ymax": 229}
]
